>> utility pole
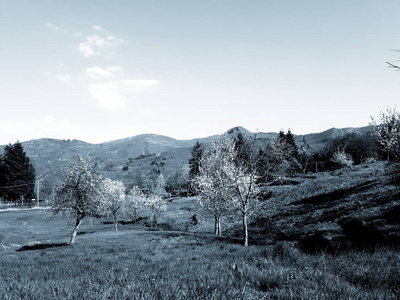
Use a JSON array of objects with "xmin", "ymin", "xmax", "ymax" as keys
[{"xmin": 37, "ymin": 179, "xmax": 40, "ymax": 208}]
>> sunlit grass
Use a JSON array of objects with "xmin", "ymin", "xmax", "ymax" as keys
[
  {"xmin": 0, "ymin": 199, "xmax": 399, "ymax": 299},
  {"xmin": 0, "ymin": 232, "xmax": 399, "ymax": 299}
]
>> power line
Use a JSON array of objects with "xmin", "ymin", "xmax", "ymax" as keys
[{"xmin": 0, "ymin": 182, "xmax": 36, "ymax": 190}]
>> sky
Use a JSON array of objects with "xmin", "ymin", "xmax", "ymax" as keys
[{"xmin": 1, "ymin": 0, "xmax": 400, "ymax": 144}]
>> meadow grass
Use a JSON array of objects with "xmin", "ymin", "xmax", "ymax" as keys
[{"xmin": 0, "ymin": 206, "xmax": 399, "ymax": 299}]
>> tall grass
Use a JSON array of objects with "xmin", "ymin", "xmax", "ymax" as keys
[{"xmin": 0, "ymin": 232, "xmax": 398, "ymax": 299}]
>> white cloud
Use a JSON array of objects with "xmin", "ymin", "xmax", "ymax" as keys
[
  {"xmin": 79, "ymin": 35, "xmax": 105, "ymax": 57},
  {"xmin": 56, "ymin": 74, "xmax": 71, "ymax": 82},
  {"xmin": 88, "ymin": 79, "xmax": 159, "ymax": 111},
  {"xmin": 74, "ymin": 33, "xmax": 83, "ymax": 37},
  {"xmin": 85, "ymin": 66, "xmax": 122, "ymax": 80},
  {"xmin": 105, "ymin": 66, "xmax": 123, "ymax": 73},
  {"xmin": 45, "ymin": 22, "xmax": 60, "ymax": 31},
  {"xmin": 92, "ymin": 25, "xmax": 102, "ymax": 30},
  {"xmin": 106, "ymin": 35, "xmax": 125, "ymax": 42},
  {"xmin": 78, "ymin": 34, "xmax": 124, "ymax": 57}
]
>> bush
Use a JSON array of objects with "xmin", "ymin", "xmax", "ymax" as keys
[{"xmin": 331, "ymin": 149, "xmax": 353, "ymax": 167}]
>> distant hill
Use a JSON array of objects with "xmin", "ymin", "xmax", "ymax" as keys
[{"xmin": 0, "ymin": 125, "xmax": 370, "ymax": 197}]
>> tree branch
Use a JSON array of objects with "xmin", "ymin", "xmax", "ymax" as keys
[{"xmin": 386, "ymin": 61, "xmax": 400, "ymax": 70}]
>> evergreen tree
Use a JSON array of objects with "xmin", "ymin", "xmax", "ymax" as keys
[
  {"xmin": 188, "ymin": 141, "xmax": 203, "ymax": 195},
  {"xmin": 1, "ymin": 141, "xmax": 35, "ymax": 200},
  {"xmin": 234, "ymin": 133, "xmax": 252, "ymax": 170},
  {"xmin": 189, "ymin": 141, "xmax": 203, "ymax": 178},
  {"xmin": 285, "ymin": 129, "xmax": 299, "ymax": 159},
  {"xmin": 266, "ymin": 130, "xmax": 301, "ymax": 177},
  {"xmin": 0, "ymin": 155, "xmax": 5, "ymax": 195}
]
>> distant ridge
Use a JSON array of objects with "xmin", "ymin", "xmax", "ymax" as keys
[
  {"xmin": 0, "ymin": 125, "xmax": 370, "ymax": 193},
  {"xmin": 0, "ymin": 125, "xmax": 369, "ymax": 148}
]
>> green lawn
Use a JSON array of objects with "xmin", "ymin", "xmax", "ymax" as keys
[{"xmin": 0, "ymin": 202, "xmax": 399, "ymax": 299}]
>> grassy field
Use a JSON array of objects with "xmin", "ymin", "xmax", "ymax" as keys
[{"xmin": 0, "ymin": 201, "xmax": 399, "ymax": 299}]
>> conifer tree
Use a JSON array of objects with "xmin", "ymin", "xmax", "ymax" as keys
[
  {"xmin": 234, "ymin": 133, "xmax": 252, "ymax": 170},
  {"xmin": 0, "ymin": 155, "xmax": 5, "ymax": 195},
  {"xmin": 188, "ymin": 141, "xmax": 203, "ymax": 195},
  {"xmin": 285, "ymin": 129, "xmax": 299, "ymax": 159},
  {"xmin": 1, "ymin": 141, "xmax": 35, "ymax": 200}
]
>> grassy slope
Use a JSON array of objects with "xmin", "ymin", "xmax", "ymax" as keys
[
  {"xmin": 0, "ymin": 193, "xmax": 399, "ymax": 299},
  {"xmin": 251, "ymin": 161, "xmax": 400, "ymax": 252}
]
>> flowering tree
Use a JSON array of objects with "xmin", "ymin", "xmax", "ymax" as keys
[
  {"xmin": 124, "ymin": 186, "xmax": 147, "ymax": 223},
  {"xmin": 53, "ymin": 155, "xmax": 106, "ymax": 245},
  {"xmin": 192, "ymin": 136, "xmax": 236, "ymax": 236},
  {"xmin": 229, "ymin": 165, "xmax": 261, "ymax": 247},
  {"xmin": 102, "ymin": 178, "xmax": 126, "ymax": 231},
  {"xmin": 144, "ymin": 194, "xmax": 166, "ymax": 227},
  {"xmin": 150, "ymin": 173, "xmax": 166, "ymax": 196},
  {"xmin": 192, "ymin": 135, "xmax": 262, "ymax": 246},
  {"xmin": 370, "ymin": 108, "xmax": 400, "ymax": 161}
]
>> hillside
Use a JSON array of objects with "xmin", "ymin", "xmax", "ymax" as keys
[
  {"xmin": 0, "ymin": 125, "xmax": 370, "ymax": 195},
  {"xmin": 240, "ymin": 161, "xmax": 400, "ymax": 252}
]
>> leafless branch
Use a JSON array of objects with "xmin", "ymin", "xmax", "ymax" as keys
[{"xmin": 386, "ymin": 61, "xmax": 400, "ymax": 70}]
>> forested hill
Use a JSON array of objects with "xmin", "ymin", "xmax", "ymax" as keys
[{"xmin": 0, "ymin": 126, "xmax": 369, "ymax": 194}]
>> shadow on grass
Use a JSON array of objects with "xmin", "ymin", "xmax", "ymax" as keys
[
  {"xmin": 77, "ymin": 231, "xmax": 95, "ymax": 235},
  {"xmin": 103, "ymin": 217, "xmax": 149, "ymax": 226},
  {"xmin": 17, "ymin": 242, "xmax": 69, "ymax": 252}
]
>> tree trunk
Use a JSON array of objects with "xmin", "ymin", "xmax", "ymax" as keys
[
  {"xmin": 113, "ymin": 213, "xmax": 118, "ymax": 231},
  {"xmin": 153, "ymin": 210, "xmax": 158, "ymax": 229},
  {"xmin": 70, "ymin": 213, "xmax": 83, "ymax": 245},
  {"xmin": 214, "ymin": 215, "xmax": 221, "ymax": 236},
  {"xmin": 242, "ymin": 212, "xmax": 248, "ymax": 247}
]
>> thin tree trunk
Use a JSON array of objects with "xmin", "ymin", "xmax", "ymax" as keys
[
  {"xmin": 214, "ymin": 215, "xmax": 221, "ymax": 236},
  {"xmin": 113, "ymin": 213, "xmax": 118, "ymax": 231},
  {"xmin": 242, "ymin": 212, "xmax": 248, "ymax": 247},
  {"xmin": 153, "ymin": 209, "xmax": 158, "ymax": 229},
  {"xmin": 70, "ymin": 213, "xmax": 83, "ymax": 245}
]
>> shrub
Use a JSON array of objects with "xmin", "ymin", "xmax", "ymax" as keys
[{"xmin": 331, "ymin": 149, "xmax": 353, "ymax": 167}]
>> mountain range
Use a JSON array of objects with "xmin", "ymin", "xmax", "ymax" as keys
[{"xmin": 0, "ymin": 126, "xmax": 370, "ymax": 196}]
